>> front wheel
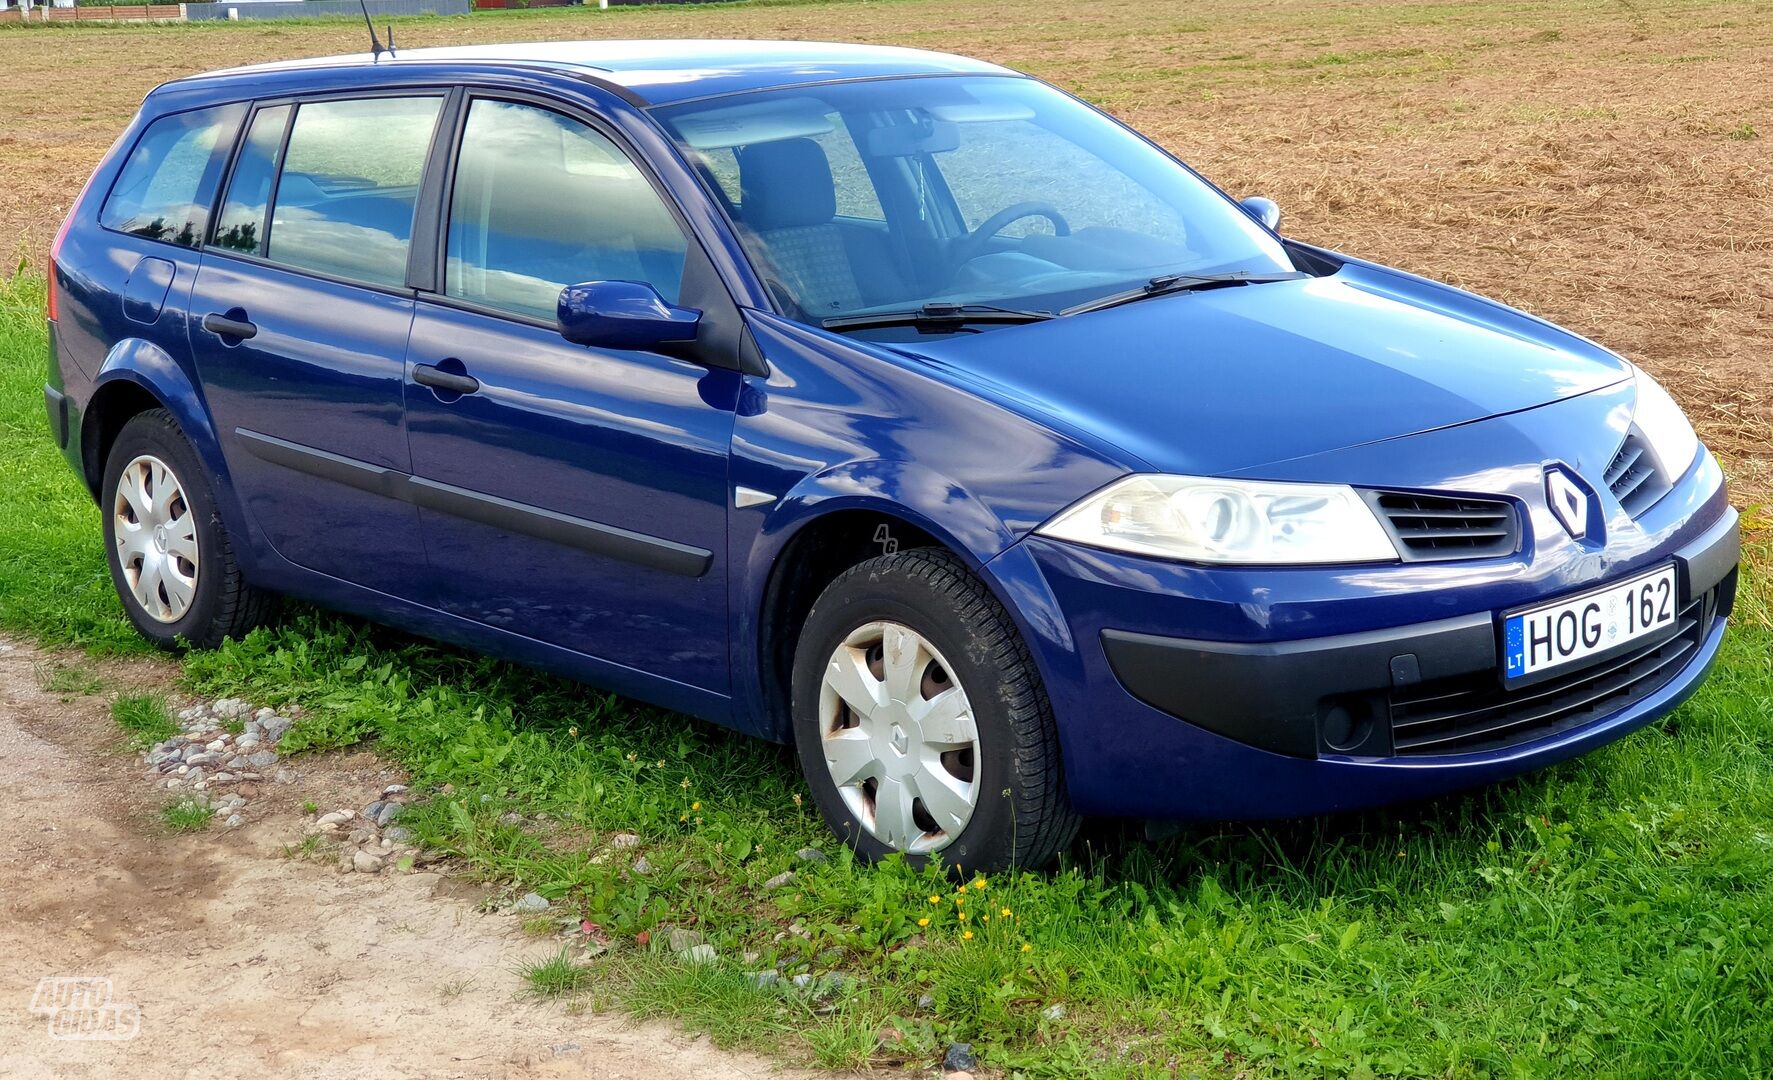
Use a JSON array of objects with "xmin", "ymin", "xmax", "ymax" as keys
[
  {"xmin": 791, "ymin": 548, "xmax": 1079, "ymax": 872},
  {"xmin": 101, "ymin": 409, "xmax": 274, "ymax": 650}
]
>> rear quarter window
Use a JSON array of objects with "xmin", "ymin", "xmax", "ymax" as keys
[{"xmin": 100, "ymin": 103, "xmax": 246, "ymax": 248}]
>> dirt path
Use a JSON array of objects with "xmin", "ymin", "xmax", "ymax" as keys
[{"xmin": 0, "ymin": 637, "xmax": 819, "ymax": 1079}]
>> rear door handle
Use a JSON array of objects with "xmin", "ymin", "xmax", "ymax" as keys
[
  {"xmin": 201, "ymin": 313, "xmax": 258, "ymax": 340},
  {"xmin": 412, "ymin": 363, "xmax": 480, "ymax": 396}
]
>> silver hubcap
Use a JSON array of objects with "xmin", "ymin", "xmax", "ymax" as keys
[
  {"xmin": 819, "ymin": 621, "xmax": 980, "ymax": 854},
  {"xmin": 112, "ymin": 454, "xmax": 199, "ymax": 623}
]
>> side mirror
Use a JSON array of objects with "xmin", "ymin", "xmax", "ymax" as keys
[
  {"xmin": 1240, "ymin": 196, "xmax": 1281, "ymax": 232},
  {"xmin": 557, "ymin": 280, "xmax": 701, "ymax": 351}
]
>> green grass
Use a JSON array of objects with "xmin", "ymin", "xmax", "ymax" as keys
[
  {"xmin": 112, "ymin": 691, "xmax": 177, "ymax": 747},
  {"xmin": 160, "ymin": 795, "xmax": 215, "ymax": 832},
  {"xmin": 36, "ymin": 660, "xmax": 103, "ymax": 696},
  {"xmin": 521, "ymin": 948, "xmax": 596, "ymax": 998},
  {"xmin": 4, "ymin": 259, "xmax": 1772, "ymax": 1077},
  {"xmin": 0, "ymin": 275, "xmax": 141, "ymax": 652}
]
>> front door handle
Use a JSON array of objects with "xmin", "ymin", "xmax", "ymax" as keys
[
  {"xmin": 412, "ymin": 363, "xmax": 480, "ymax": 396},
  {"xmin": 201, "ymin": 312, "xmax": 258, "ymax": 340}
]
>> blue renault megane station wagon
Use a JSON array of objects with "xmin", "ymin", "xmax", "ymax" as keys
[{"xmin": 44, "ymin": 40, "xmax": 1739, "ymax": 870}]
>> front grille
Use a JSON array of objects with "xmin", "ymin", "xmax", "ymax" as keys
[
  {"xmin": 1605, "ymin": 431, "xmax": 1671, "ymax": 517},
  {"xmin": 1369, "ymin": 492, "xmax": 1519, "ymax": 562},
  {"xmin": 1388, "ymin": 591, "xmax": 1711, "ymax": 756}
]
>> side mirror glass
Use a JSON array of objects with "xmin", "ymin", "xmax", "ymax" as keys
[
  {"xmin": 557, "ymin": 280, "xmax": 701, "ymax": 351},
  {"xmin": 1240, "ymin": 196, "xmax": 1281, "ymax": 232}
]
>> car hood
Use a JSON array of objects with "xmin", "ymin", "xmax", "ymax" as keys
[{"xmin": 899, "ymin": 263, "xmax": 1631, "ymax": 477}]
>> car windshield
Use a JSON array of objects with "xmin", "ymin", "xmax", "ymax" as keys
[{"xmin": 653, "ymin": 75, "xmax": 1294, "ymax": 330}]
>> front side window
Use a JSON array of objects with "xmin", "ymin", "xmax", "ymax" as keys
[
  {"xmin": 445, "ymin": 99, "xmax": 689, "ymax": 321},
  {"xmin": 100, "ymin": 103, "xmax": 245, "ymax": 248},
  {"xmin": 265, "ymin": 96, "xmax": 443, "ymax": 288},
  {"xmin": 656, "ymin": 76, "xmax": 1293, "ymax": 324}
]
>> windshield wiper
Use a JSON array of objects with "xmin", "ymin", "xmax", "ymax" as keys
[
  {"xmin": 1063, "ymin": 271, "xmax": 1310, "ymax": 317},
  {"xmin": 821, "ymin": 302, "xmax": 1055, "ymax": 333}
]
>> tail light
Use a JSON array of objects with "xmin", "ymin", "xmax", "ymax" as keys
[
  {"xmin": 47, "ymin": 196, "xmax": 80, "ymax": 324},
  {"xmin": 47, "ymin": 164, "xmax": 102, "ymax": 324}
]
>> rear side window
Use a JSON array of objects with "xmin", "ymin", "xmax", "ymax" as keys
[
  {"xmin": 100, "ymin": 103, "xmax": 245, "ymax": 248},
  {"xmin": 212, "ymin": 104, "xmax": 291, "ymax": 255},
  {"xmin": 265, "ymin": 96, "xmax": 443, "ymax": 289},
  {"xmin": 444, "ymin": 99, "xmax": 689, "ymax": 321}
]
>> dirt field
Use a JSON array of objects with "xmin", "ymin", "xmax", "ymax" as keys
[
  {"xmin": 0, "ymin": 637, "xmax": 821, "ymax": 1079},
  {"xmin": 0, "ymin": 0, "xmax": 1767, "ymax": 496}
]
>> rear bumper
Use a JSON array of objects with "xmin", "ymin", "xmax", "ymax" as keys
[{"xmin": 45, "ymin": 383, "xmax": 69, "ymax": 448}]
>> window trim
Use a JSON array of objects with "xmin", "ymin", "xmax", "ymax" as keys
[
  {"xmin": 200, "ymin": 85, "xmax": 456, "ymax": 297},
  {"xmin": 97, "ymin": 101, "xmax": 248, "ymax": 254}
]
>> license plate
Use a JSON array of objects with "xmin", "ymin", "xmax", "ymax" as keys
[{"xmin": 1503, "ymin": 564, "xmax": 1678, "ymax": 680}]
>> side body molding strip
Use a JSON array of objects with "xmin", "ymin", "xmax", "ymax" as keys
[{"xmin": 235, "ymin": 428, "xmax": 713, "ymax": 578}]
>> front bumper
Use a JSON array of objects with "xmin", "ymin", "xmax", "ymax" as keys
[
  {"xmin": 1103, "ymin": 506, "xmax": 1737, "ymax": 760},
  {"xmin": 987, "ymin": 448, "xmax": 1739, "ymax": 821}
]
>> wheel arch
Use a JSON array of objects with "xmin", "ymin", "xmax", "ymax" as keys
[
  {"xmin": 738, "ymin": 459, "xmax": 1027, "ymax": 742},
  {"xmin": 82, "ymin": 339, "xmax": 230, "ymax": 502}
]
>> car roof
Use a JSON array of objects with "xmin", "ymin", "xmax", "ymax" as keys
[{"xmin": 193, "ymin": 39, "xmax": 1020, "ymax": 106}]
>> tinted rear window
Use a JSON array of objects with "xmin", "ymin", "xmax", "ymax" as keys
[
  {"xmin": 100, "ymin": 104, "xmax": 245, "ymax": 248},
  {"xmin": 265, "ymin": 96, "xmax": 443, "ymax": 288}
]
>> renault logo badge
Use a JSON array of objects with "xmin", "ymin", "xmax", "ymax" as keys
[{"xmin": 1545, "ymin": 466, "xmax": 1592, "ymax": 540}]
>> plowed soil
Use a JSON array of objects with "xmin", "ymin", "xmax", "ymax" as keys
[{"xmin": 0, "ymin": 0, "xmax": 1766, "ymax": 501}]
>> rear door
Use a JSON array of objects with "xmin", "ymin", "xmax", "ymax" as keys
[
  {"xmin": 402, "ymin": 93, "xmax": 738, "ymax": 694},
  {"xmin": 188, "ymin": 93, "xmax": 449, "ymax": 598}
]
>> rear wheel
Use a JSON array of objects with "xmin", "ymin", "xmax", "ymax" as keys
[
  {"xmin": 101, "ymin": 409, "xmax": 273, "ymax": 650},
  {"xmin": 791, "ymin": 548, "xmax": 1079, "ymax": 872}
]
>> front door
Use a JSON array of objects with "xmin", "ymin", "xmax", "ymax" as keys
[
  {"xmin": 188, "ymin": 95, "xmax": 446, "ymax": 600},
  {"xmin": 404, "ymin": 95, "xmax": 736, "ymax": 693}
]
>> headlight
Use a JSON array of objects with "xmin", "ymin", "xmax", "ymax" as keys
[
  {"xmin": 1631, "ymin": 366, "xmax": 1699, "ymax": 480},
  {"xmin": 1037, "ymin": 475, "xmax": 1400, "ymax": 565}
]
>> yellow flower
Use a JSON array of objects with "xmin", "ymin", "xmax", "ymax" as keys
[
  {"xmin": 568, "ymin": 727, "xmax": 578, "ymax": 737},
  {"xmin": 1021, "ymin": 942, "xmax": 1033, "ymax": 953},
  {"xmin": 792, "ymin": 793, "xmax": 803, "ymax": 808},
  {"xmin": 1000, "ymin": 907, "xmax": 1012, "ymax": 918},
  {"xmin": 954, "ymin": 896, "xmax": 965, "ymax": 906},
  {"xmin": 680, "ymin": 778, "xmax": 691, "ymax": 790},
  {"xmin": 928, "ymin": 895, "xmax": 941, "ymax": 905},
  {"xmin": 973, "ymin": 877, "xmax": 988, "ymax": 891},
  {"xmin": 918, "ymin": 917, "xmax": 930, "ymax": 928},
  {"xmin": 626, "ymin": 751, "xmax": 637, "ymax": 761},
  {"xmin": 691, "ymin": 801, "xmax": 701, "ymax": 811},
  {"xmin": 958, "ymin": 911, "xmax": 969, "ymax": 922},
  {"xmin": 679, "ymin": 813, "xmax": 688, "ymax": 822},
  {"xmin": 962, "ymin": 930, "xmax": 974, "ymax": 941},
  {"xmin": 655, "ymin": 759, "xmax": 665, "ymax": 768},
  {"xmin": 982, "ymin": 915, "xmax": 990, "ymax": 923}
]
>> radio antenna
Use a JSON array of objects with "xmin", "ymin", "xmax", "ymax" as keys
[
  {"xmin": 386, "ymin": 24, "xmax": 397, "ymax": 56},
  {"xmin": 357, "ymin": 0, "xmax": 387, "ymax": 62}
]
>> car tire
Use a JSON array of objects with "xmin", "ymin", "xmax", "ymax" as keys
[
  {"xmin": 791, "ymin": 547, "xmax": 1079, "ymax": 872},
  {"xmin": 101, "ymin": 409, "xmax": 274, "ymax": 650}
]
